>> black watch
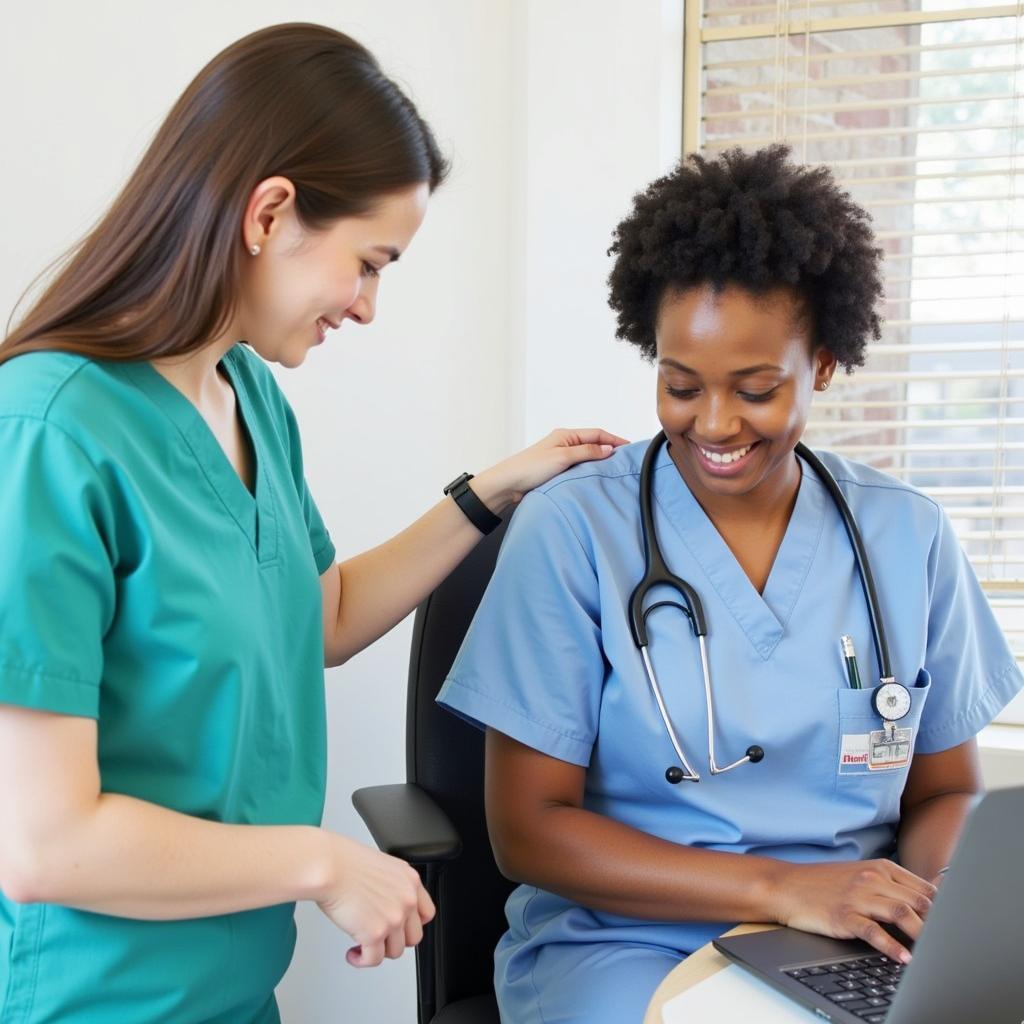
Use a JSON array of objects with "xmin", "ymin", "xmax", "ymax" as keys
[{"xmin": 443, "ymin": 472, "xmax": 501, "ymax": 536}]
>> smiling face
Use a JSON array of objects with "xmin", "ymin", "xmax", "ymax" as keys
[
  {"xmin": 235, "ymin": 180, "xmax": 430, "ymax": 368},
  {"xmin": 655, "ymin": 283, "xmax": 836, "ymax": 511}
]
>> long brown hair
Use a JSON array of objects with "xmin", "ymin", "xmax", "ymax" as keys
[{"xmin": 0, "ymin": 23, "xmax": 448, "ymax": 368}]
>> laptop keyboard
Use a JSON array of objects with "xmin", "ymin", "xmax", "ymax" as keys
[{"xmin": 784, "ymin": 954, "xmax": 905, "ymax": 1022}]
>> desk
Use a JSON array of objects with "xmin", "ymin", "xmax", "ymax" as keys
[{"xmin": 643, "ymin": 923, "xmax": 779, "ymax": 1024}]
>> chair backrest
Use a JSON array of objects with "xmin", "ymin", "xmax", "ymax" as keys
[{"xmin": 406, "ymin": 516, "xmax": 515, "ymax": 1011}]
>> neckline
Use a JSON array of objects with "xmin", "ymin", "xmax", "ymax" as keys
[
  {"xmin": 650, "ymin": 443, "xmax": 827, "ymax": 659},
  {"xmin": 116, "ymin": 347, "xmax": 278, "ymax": 561}
]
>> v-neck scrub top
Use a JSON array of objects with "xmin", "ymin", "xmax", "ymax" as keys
[
  {"xmin": 437, "ymin": 439, "xmax": 1024, "ymax": 1024},
  {"xmin": 0, "ymin": 346, "xmax": 336, "ymax": 1023}
]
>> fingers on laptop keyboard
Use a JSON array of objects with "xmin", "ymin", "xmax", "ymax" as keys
[{"xmin": 848, "ymin": 916, "xmax": 912, "ymax": 963}]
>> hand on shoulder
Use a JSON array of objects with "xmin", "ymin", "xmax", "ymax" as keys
[{"xmin": 472, "ymin": 428, "xmax": 630, "ymax": 514}]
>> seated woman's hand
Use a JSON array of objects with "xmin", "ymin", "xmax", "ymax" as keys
[{"xmin": 771, "ymin": 859, "xmax": 937, "ymax": 964}]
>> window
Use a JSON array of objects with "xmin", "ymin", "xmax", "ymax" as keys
[{"xmin": 685, "ymin": 1, "xmax": 1024, "ymax": 723}]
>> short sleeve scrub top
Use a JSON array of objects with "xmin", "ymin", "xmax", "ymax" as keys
[
  {"xmin": 437, "ymin": 439, "xmax": 1024, "ymax": 1024},
  {"xmin": 0, "ymin": 345, "xmax": 336, "ymax": 1024}
]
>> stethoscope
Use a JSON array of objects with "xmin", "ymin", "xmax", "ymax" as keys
[{"xmin": 628, "ymin": 432, "xmax": 911, "ymax": 784}]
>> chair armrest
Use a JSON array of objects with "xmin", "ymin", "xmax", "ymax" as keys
[{"xmin": 352, "ymin": 783, "xmax": 462, "ymax": 864}]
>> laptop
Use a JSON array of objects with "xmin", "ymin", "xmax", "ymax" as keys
[{"xmin": 713, "ymin": 786, "xmax": 1024, "ymax": 1023}]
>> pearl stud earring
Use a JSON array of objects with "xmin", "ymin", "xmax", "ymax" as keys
[{"xmin": 249, "ymin": 244, "xmax": 261, "ymax": 256}]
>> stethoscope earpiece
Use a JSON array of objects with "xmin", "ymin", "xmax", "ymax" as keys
[{"xmin": 665, "ymin": 744, "xmax": 764, "ymax": 783}]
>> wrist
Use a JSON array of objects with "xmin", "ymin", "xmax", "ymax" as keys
[
  {"xmin": 467, "ymin": 466, "xmax": 515, "ymax": 516},
  {"xmin": 302, "ymin": 827, "xmax": 340, "ymax": 904},
  {"xmin": 753, "ymin": 857, "xmax": 796, "ymax": 924}
]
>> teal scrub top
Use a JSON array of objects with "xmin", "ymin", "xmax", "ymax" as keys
[{"xmin": 0, "ymin": 345, "xmax": 336, "ymax": 1023}]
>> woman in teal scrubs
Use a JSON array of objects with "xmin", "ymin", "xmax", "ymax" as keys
[
  {"xmin": 0, "ymin": 24, "xmax": 624, "ymax": 1024},
  {"xmin": 437, "ymin": 146, "xmax": 1024, "ymax": 1023}
]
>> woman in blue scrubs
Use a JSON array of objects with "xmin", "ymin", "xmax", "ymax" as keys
[
  {"xmin": 437, "ymin": 145, "xmax": 1024, "ymax": 1023},
  {"xmin": 0, "ymin": 24, "xmax": 625, "ymax": 1023}
]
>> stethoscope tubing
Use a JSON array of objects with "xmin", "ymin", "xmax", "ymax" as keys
[
  {"xmin": 793, "ymin": 442, "xmax": 894, "ymax": 683},
  {"xmin": 629, "ymin": 432, "xmax": 893, "ymax": 782}
]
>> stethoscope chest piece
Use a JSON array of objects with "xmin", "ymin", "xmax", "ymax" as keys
[{"xmin": 872, "ymin": 680, "xmax": 912, "ymax": 740}]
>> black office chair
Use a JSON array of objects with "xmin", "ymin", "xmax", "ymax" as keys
[{"xmin": 352, "ymin": 517, "xmax": 514, "ymax": 1024}]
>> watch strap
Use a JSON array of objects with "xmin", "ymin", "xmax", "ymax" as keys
[{"xmin": 444, "ymin": 473, "xmax": 501, "ymax": 536}]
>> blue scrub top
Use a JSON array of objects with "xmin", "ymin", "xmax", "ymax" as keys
[
  {"xmin": 0, "ymin": 346, "xmax": 335, "ymax": 1023},
  {"xmin": 437, "ymin": 439, "xmax": 1023, "ymax": 1018}
]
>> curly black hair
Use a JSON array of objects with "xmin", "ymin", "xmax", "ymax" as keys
[{"xmin": 606, "ymin": 145, "xmax": 883, "ymax": 370}]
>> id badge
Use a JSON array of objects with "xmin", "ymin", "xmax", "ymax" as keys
[{"xmin": 868, "ymin": 727, "xmax": 912, "ymax": 771}]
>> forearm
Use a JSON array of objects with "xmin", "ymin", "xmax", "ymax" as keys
[
  {"xmin": 497, "ymin": 804, "xmax": 786, "ymax": 923},
  {"xmin": 327, "ymin": 469, "xmax": 510, "ymax": 665},
  {"xmin": 896, "ymin": 790, "xmax": 977, "ymax": 881},
  {"xmin": 6, "ymin": 791, "xmax": 332, "ymax": 919}
]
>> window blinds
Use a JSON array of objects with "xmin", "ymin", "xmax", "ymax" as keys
[{"xmin": 685, "ymin": 0, "xmax": 1024, "ymax": 723}]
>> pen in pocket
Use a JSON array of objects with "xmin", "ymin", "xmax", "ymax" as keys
[{"xmin": 840, "ymin": 635, "xmax": 862, "ymax": 690}]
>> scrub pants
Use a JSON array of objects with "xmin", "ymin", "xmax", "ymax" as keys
[{"xmin": 499, "ymin": 942, "xmax": 682, "ymax": 1024}]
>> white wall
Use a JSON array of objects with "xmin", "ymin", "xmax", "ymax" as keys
[{"xmin": 511, "ymin": 0, "xmax": 684, "ymax": 448}]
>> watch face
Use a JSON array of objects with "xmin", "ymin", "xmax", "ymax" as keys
[
  {"xmin": 444, "ymin": 472, "xmax": 472, "ymax": 495},
  {"xmin": 873, "ymin": 682, "xmax": 912, "ymax": 722}
]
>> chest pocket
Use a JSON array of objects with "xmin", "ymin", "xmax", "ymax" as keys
[{"xmin": 834, "ymin": 669, "xmax": 931, "ymax": 815}]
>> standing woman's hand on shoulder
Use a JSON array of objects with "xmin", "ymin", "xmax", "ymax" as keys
[{"xmin": 470, "ymin": 428, "xmax": 629, "ymax": 514}]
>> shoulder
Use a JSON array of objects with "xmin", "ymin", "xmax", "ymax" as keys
[
  {"xmin": 506, "ymin": 440, "xmax": 649, "ymax": 556},
  {"xmin": 0, "ymin": 349, "xmax": 96, "ymax": 421},
  {"xmin": 0, "ymin": 354, "xmax": 127, "ymax": 518},
  {"xmin": 0, "ymin": 350, "xmax": 139, "ymax": 455},
  {"xmin": 805, "ymin": 448, "xmax": 943, "ymax": 536},
  {"xmin": 536, "ymin": 438, "xmax": 648, "ymax": 504}
]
